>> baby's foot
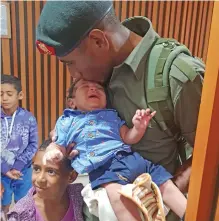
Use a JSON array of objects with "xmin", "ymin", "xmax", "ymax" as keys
[{"xmin": 43, "ymin": 143, "xmax": 64, "ymax": 165}]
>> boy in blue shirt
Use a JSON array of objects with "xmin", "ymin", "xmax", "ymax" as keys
[
  {"xmin": 44, "ymin": 79, "xmax": 186, "ymax": 221},
  {"xmin": 1, "ymin": 74, "xmax": 38, "ymax": 217}
]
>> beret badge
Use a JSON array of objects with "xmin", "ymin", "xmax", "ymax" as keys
[{"xmin": 36, "ymin": 40, "xmax": 55, "ymax": 55}]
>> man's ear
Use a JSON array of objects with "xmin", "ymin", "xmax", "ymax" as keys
[
  {"xmin": 18, "ymin": 91, "xmax": 24, "ymax": 100},
  {"xmin": 88, "ymin": 29, "xmax": 109, "ymax": 51},
  {"xmin": 68, "ymin": 170, "xmax": 78, "ymax": 184},
  {"xmin": 66, "ymin": 98, "xmax": 76, "ymax": 109}
]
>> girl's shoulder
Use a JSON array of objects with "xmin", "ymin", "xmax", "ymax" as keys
[
  {"xmin": 7, "ymin": 187, "xmax": 36, "ymax": 221},
  {"xmin": 67, "ymin": 183, "xmax": 84, "ymax": 221}
]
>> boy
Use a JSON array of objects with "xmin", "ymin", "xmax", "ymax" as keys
[
  {"xmin": 1, "ymin": 74, "xmax": 38, "ymax": 217},
  {"xmin": 44, "ymin": 79, "xmax": 186, "ymax": 221}
]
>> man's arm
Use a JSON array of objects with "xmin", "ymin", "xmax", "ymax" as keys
[
  {"xmin": 171, "ymin": 54, "xmax": 204, "ymax": 147},
  {"xmin": 170, "ymin": 54, "xmax": 204, "ymax": 192}
]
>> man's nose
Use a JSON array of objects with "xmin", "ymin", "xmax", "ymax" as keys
[{"xmin": 68, "ymin": 66, "xmax": 82, "ymax": 79}]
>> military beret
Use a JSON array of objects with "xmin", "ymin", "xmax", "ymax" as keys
[{"xmin": 36, "ymin": 1, "xmax": 113, "ymax": 57}]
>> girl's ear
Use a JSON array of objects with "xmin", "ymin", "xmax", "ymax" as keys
[{"xmin": 68, "ymin": 170, "xmax": 78, "ymax": 184}]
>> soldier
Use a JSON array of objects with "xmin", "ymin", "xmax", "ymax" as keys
[{"xmin": 36, "ymin": 1, "xmax": 204, "ymax": 221}]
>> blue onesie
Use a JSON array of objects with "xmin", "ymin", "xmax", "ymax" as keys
[{"xmin": 55, "ymin": 109, "xmax": 172, "ymax": 189}]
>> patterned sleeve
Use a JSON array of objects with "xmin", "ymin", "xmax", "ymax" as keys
[
  {"xmin": 7, "ymin": 212, "xmax": 20, "ymax": 221},
  {"xmin": 54, "ymin": 114, "xmax": 75, "ymax": 147},
  {"xmin": 13, "ymin": 115, "xmax": 38, "ymax": 171}
]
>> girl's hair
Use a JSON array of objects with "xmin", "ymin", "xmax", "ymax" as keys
[{"xmin": 37, "ymin": 139, "xmax": 73, "ymax": 171}]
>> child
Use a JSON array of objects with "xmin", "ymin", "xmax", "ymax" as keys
[
  {"xmin": 1, "ymin": 74, "xmax": 38, "ymax": 217},
  {"xmin": 44, "ymin": 79, "xmax": 187, "ymax": 221},
  {"xmin": 7, "ymin": 139, "xmax": 99, "ymax": 221}
]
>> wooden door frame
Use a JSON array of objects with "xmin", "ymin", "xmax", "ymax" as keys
[{"xmin": 185, "ymin": 1, "xmax": 219, "ymax": 221}]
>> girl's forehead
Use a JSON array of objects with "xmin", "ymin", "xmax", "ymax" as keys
[{"xmin": 33, "ymin": 151, "xmax": 62, "ymax": 170}]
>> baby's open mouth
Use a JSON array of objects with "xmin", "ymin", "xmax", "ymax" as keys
[{"xmin": 88, "ymin": 94, "xmax": 99, "ymax": 99}]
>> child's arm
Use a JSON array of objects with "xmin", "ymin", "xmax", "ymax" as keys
[
  {"xmin": 12, "ymin": 115, "xmax": 38, "ymax": 172},
  {"xmin": 120, "ymin": 109, "xmax": 156, "ymax": 145},
  {"xmin": 43, "ymin": 112, "xmax": 75, "ymax": 164}
]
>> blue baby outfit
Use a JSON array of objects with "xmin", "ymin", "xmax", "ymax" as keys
[
  {"xmin": 55, "ymin": 109, "xmax": 132, "ymax": 174},
  {"xmin": 55, "ymin": 108, "xmax": 172, "ymax": 189}
]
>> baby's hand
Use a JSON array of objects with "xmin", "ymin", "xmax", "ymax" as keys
[
  {"xmin": 43, "ymin": 143, "xmax": 66, "ymax": 165},
  {"xmin": 132, "ymin": 109, "xmax": 156, "ymax": 130}
]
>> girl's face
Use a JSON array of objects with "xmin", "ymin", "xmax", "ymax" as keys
[{"xmin": 32, "ymin": 151, "xmax": 77, "ymax": 200}]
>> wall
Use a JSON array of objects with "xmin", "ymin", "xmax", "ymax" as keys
[{"xmin": 1, "ymin": 1, "xmax": 214, "ymax": 144}]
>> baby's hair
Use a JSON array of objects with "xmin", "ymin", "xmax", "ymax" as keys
[
  {"xmin": 67, "ymin": 79, "xmax": 105, "ymax": 99},
  {"xmin": 1, "ymin": 74, "xmax": 22, "ymax": 93},
  {"xmin": 67, "ymin": 79, "xmax": 80, "ymax": 99},
  {"xmin": 38, "ymin": 139, "xmax": 73, "ymax": 171}
]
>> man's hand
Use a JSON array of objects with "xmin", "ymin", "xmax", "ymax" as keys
[
  {"xmin": 132, "ymin": 109, "xmax": 156, "ymax": 130},
  {"xmin": 172, "ymin": 157, "xmax": 192, "ymax": 193},
  {"xmin": 50, "ymin": 129, "xmax": 79, "ymax": 160},
  {"xmin": 5, "ymin": 171, "xmax": 23, "ymax": 180}
]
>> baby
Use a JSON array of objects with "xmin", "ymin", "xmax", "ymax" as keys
[{"xmin": 44, "ymin": 79, "xmax": 186, "ymax": 221}]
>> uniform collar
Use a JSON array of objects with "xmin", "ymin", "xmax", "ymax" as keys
[{"xmin": 113, "ymin": 17, "xmax": 159, "ymax": 80}]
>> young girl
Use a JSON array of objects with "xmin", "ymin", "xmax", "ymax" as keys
[{"xmin": 7, "ymin": 139, "xmax": 98, "ymax": 221}]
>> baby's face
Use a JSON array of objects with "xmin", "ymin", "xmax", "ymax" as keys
[{"xmin": 73, "ymin": 79, "xmax": 107, "ymax": 111}]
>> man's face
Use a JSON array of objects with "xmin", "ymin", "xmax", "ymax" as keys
[
  {"xmin": 58, "ymin": 31, "xmax": 113, "ymax": 83},
  {"xmin": 1, "ymin": 84, "xmax": 23, "ymax": 111},
  {"xmin": 72, "ymin": 79, "xmax": 107, "ymax": 111}
]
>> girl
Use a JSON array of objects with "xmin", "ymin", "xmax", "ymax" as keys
[{"xmin": 7, "ymin": 139, "xmax": 98, "ymax": 221}]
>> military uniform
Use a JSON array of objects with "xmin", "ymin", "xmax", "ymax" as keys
[{"xmin": 108, "ymin": 17, "xmax": 204, "ymax": 174}]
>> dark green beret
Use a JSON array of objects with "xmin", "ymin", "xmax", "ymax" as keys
[{"xmin": 36, "ymin": 1, "xmax": 113, "ymax": 57}]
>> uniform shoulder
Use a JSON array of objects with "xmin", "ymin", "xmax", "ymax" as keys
[{"xmin": 170, "ymin": 53, "xmax": 205, "ymax": 83}]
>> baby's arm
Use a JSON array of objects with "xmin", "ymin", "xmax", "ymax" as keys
[
  {"xmin": 120, "ymin": 109, "xmax": 156, "ymax": 145},
  {"xmin": 43, "ymin": 113, "xmax": 75, "ymax": 164}
]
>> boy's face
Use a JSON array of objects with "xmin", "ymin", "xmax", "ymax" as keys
[
  {"xmin": 32, "ymin": 151, "xmax": 77, "ymax": 200},
  {"xmin": 1, "ymin": 83, "xmax": 23, "ymax": 111},
  {"xmin": 72, "ymin": 79, "xmax": 107, "ymax": 111}
]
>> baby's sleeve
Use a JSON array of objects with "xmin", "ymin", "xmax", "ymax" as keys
[
  {"xmin": 114, "ymin": 111, "xmax": 126, "ymax": 128},
  {"xmin": 55, "ymin": 114, "xmax": 74, "ymax": 147}
]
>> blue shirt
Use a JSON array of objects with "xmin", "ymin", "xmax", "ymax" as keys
[
  {"xmin": 55, "ymin": 109, "xmax": 131, "ymax": 174},
  {"xmin": 1, "ymin": 107, "xmax": 38, "ymax": 174}
]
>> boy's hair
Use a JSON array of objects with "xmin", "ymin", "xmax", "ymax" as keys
[
  {"xmin": 38, "ymin": 139, "xmax": 73, "ymax": 171},
  {"xmin": 1, "ymin": 74, "xmax": 22, "ymax": 93}
]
